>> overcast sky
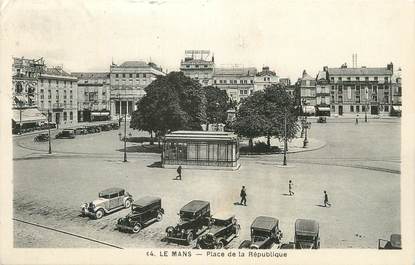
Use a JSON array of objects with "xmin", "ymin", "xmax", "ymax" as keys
[{"xmin": 1, "ymin": 0, "xmax": 410, "ymax": 81}]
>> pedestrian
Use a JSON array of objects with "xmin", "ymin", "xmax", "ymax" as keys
[
  {"xmin": 324, "ymin": 190, "xmax": 331, "ymax": 207},
  {"xmin": 240, "ymin": 186, "xmax": 247, "ymax": 206},
  {"xmin": 176, "ymin": 165, "xmax": 182, "ymax": 180},
  {"xmin": 289, "ymin": 180, "xmax": 294, "ymax": 196},
  {"xmin": 355, "ymin": 116, "xmax": 359, "ymax": 125}
]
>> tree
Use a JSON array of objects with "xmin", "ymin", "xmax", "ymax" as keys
[
  {"xmin": 204, "ymin": 86, "xmax": 231, "ymax": 124},
  {"xmin": 130, "ymin": 72, "xmax": 207, "ymax": 140}
]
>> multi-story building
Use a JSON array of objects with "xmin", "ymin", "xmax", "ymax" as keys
[
  {"xmin": 391, "ymin": 67, "xmax": 402, "ymax": 116},
  {"xmin": 298, "ymin": 70, "xmax": 317, "ymax": 115},
  {"xmin": 327, "ymin": 63, "xmax": 393, "ymax": 116},
  {"xmin": 12, "ymin": 57, "xmax": 47, "ymax": 131},
  {"xmin": 109, "ymin": 61, "xmax": 165, "ymax": 119},
  {"xmin": 279, "ymin": 78, "xmax": 291, "ymax": 87},
  {"xmin": 315, "ymin": 67, "xmax": 331, "ymax": 116},
  {"xmin": 253, "ymin": 66, "xmax": 279, "ymax": 92},
  {"xmin": 179, "ymin": 50, "xmax": 215, "ymax": 87},
  {"xmin": 212, "ymin": 67, "xmax": 257, "ymax": 102},
  {"xmin": 37, "ymin": 67, "xmax": 78, "ymax": 127},
  {"xmin": 72, "ymin": 72, "xmax": 111, "ymax": 122}
]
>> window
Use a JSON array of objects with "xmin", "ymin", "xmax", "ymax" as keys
[
  {"xmin": 129, "ymin": 73, "xmax": 132, "ymax": 78},
  {"xmin": 356, "ymin": 106, "xmax": 360, "ymax": 112},
  {"xmin": 365, "ymin": 77, "xmax": 369, "ymax": 81},
  {"xmin": 70, "ymin": 111, "xmax": 73, "ymax": 120},
  {"xmin": 143, "ymin": 73, "xmax": 146, "ymax": 78},
  {"xmin": 63, "ymin": 112, "xmax": 67, "ymax": 121},
  {"xmin": 64, "ymin": 81, "xmax": 67, "ymax": 86},
  {"xmin": 214, "ymin": 80, "xmax": 217, "ymax": 84},
  {"xmin": 40, "ymin": 95, "xmax": 44, "ymax": 99},
  {"xmin": 350, "ymin": 105, "xmax": 354, "ymax": 112},
  {"xmin": 250, "ymin": 80, "xmax": 253, "ymax": 84},
  {"xmin": 338, "ymin": 77, "xmax": 342, "ymax": 81},
  {"xmin": 362, "ymin": 106, "xmax": 366, "ymax": 112},
  {"xmin": 264, "ymin": 77, "xmax": 267, "ymax": 81},
  {"xmin": 330, "ymin": 77, "xmax": 334, "ymax": 82},
  {"xmin": 122, "ymin": 74, "xmax": 125, "ymax": 78},
  {"xmin": 195, "ymin": 65, "xmax": 199, "ymax": 68},
  {"xmin": 40, "ymin": 89, "xmax": 44, "ymax": 93},
  {"xmin": 385, "ymin": 106, "xmax": 389, "ymax": 112},
  {"xmin": 48, "ymin": 80, "xmax": 51, "ymax": 85},
  {"xmin": 331, "ymin": 105, "xmax": 335, "ymax": 111},
  {"xmin": 347, "ymin": 77, "xmax": 351, "ymax": 81},
  {"xmin": 356, "ymin": 77, "xmax": 360, "ymax": 81}
]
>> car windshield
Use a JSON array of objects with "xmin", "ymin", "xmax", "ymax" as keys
[
  {"xmin": 296, "ymin": 235, "xmax": 315, "ymax": 242},
  {"xmin": 98, "ymin": 193, "xmax": 110, "ymax": 199},
  {"xmin": 180, "ymin": 211, "xmax": 195, "ymax": 220},
  {"xmin": 252, "ymin": 229, "xmax": 271, "ymax": 240}
]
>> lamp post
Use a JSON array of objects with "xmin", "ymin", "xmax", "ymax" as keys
[
  {"xmin": 303, "ymin": 119, "xmax": 311, "ymax": 148},
  {"xmin": 48, "ymin": 109, "xmax": 52, "ymax": 154},
  {"xmin": 364, "ymin": 87, "xmax": 368, "ymax": 122}
]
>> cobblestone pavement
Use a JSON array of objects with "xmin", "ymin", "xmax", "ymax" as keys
[{"xmin": 12, "ymin": 119, "xmax": 401, "ymax": 248}]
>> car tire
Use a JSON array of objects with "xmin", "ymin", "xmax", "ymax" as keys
[
  {"xmin": 156, "ymin": 212, "xmax": 163, "ymax": 222},
  {"xmin": 186, "ymin": 233, "xmax": 194, "ymax": 244},
  {"xmin": 165, "ymin": 226, "xmax": 174, "ymax": 235},
  {"xmin": 95, "ymin": 209, "xmax": 104, "ymax": 219},
  {"xmin": 132, "ymin": 223, "xmax": 142, "ymax": 233},
  {"xmin": 234, "ymin": 224, "xmax": 241, "ymax": 237},
  {"xmin": 215, "ymin": 240, "xmax": 224, "ymax": 249},
  {"xmin": 125, "ymin": 199, "xmax": 131, "ymax": 209}
]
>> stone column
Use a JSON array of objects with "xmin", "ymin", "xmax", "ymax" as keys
[
  {"xmin": 119, "ymin": 100, "xmax": 122, "ymax": 115},
  {"xmin": 126, "ymin": 100, "xmax": 129, "ymax": 116}
]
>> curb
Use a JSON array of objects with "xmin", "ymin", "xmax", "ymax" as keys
[{"xmin": 240, "ymin": 139, "xmax": 327, "ymax": 156}]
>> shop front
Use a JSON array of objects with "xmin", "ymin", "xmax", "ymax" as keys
[{"xmin": 162, "ymin": 131, "xmax": 240, "ymax": 170}]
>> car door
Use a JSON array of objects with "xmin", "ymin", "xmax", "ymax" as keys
[{"xmin": 109, "ymin": 193, "xmax": 119, "ymax": 209}]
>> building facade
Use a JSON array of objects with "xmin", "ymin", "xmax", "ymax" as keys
[
  {"xmin": 253, "ymin": 66, "xmax": 279, "ymax": 92},
  {"xmin": 179, "ymin": 50, "xmax": 215, "ymax": 87},
  {"xmin": 391, "ymin": 68, "xmax": 402, "ymax": 116},
  {"xmin": 37, "ymin": 67, "xmax": 78, "ymax": 127},
  {"xmin": 298, "ymin": 70, "xmax": 317, "ymax": 115},
  {"xmin": 212, "ymin": 67, "xmax": 257, "ymax": 102},
  {"xmin": 72, "ymin": 72, "xmax": 111, "ymax": 122},
  {"xmin": 327, "ymin": 63, "xmax": 393, "ymax": 116},
  {"xmin": 315, "ymin": 67, "xmax": 331, "ymax": 116},
  {"xmin": 109, "ymin": 61, "xmax": 165, "ymax": 119}
]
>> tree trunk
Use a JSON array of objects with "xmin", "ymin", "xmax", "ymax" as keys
[
  {"xmin": 267, "ymin": 135, "xmax": 271, "ymax": 149},
  {"xmin": 150, "ymin": 131, "xmax": 154, "ymax": 145},
  {"xmin": 249, "ymin": 138, "xmax": 253, "ymax": 152}
]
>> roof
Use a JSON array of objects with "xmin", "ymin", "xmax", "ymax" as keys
[
  {"xmin": 295, "ymin": 219, "xmax": 319, "ymax": 235},
  {"xmin": 212, "ymin": 211, "xmax": 235, "ymax": 220},
  {"xmin": 99, "ymin": 187, "xmax": 124, "ymax": 195},
  {"xmin": 133, "ymin": 196, "xmax": 161, "ymax": 207},
  {"xmin": 251, "ymin": 216, "xmax": 278, "ymax": 231},
  {"xmin": 181, "ymin": 59, "xmax": 214, "ymax": 65},
  {"xmin": 301, "ymin": 70, "xmax": 315, "ymax": 81},
  {"xmin": 164, "ymin": 131, "xmax": 238, "ymax": 142},
  {"xmin": 119, "ymin": 61, "xmax": 149, "ymax": 68},
  {"xmin": 328, "ymin": 67, "xmax": 392, "ymax": 76},
  {"xmin": 390, "ymin": 234, "xmax": 401, "ymax": 248},
  {"xmin": 180, "ymin": 200, "xmax": 210, "ymax": 213},
  {"xmin": 44, "ymin": 67, "xmax": 72, "ymax": 77},
  {"xmin": 316, "ymin": 70, "xmax": 328, "ymax": 80},
  {"xmin": 71, "ymin": 72, "xmax": 109, "ymax": 79},
  {"xmin": 213, "ymin": 67, "xmax": 257, "ymax": 77}
]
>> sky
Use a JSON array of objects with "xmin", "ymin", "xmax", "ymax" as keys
[{"xmin": 1, "ymin": 0, "xmax": 411, "ymax": 81}]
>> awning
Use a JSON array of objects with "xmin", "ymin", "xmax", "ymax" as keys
[
  {"xmin": 317, "ymin": 107, "xmax": 331, "ymax": 112},
  {"xmin": 392, "ymin": 105, "xmax": 401, "ymax": 111},
  {"xmin": 13, "ymin": 108, "xmax": 47, "ymax": 124},
  {"xmin": 14, "ymin": 95, "xmax": 27, "ymax": 104},
  {"xmin": 302, "ymin": 106, "xmax": 316, "ymax": 114},
  {"xmin": 91, "ymin": 111, "xmax": 110, "ymax": 116}
]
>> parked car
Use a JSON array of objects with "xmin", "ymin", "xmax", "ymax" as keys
[
  {"xmin": 165, "ymin": 200, "xmax": 211, "ymax": 245},
  {"xmin": 117, "ymin": 196, "xmax": 164, "ymax": 233},
  {"xmin": 55, "ymin": 129, "xmax": 76, "ymax": 139},
  {"xmin": 110, "ymin": 123, "xmax": 120, "ymax": 130},
  {"xmin": 238, "ymin": 216, "xmax": 282, "ymax": 249},
  {"xmin": 294, "ymin": 219, "xmax": 320, "ymax": 249},
  {"xmin": 34, "ymin": 133, "xmax": 49, "ymax": 142},
  {"xmin": 100, "ymin": 124, "xmax": 111, "ymax": 131},
  {"xmin": 317, "ymin": 116, "xmax": 327, "ymax": 123},
  {"xmin": 80, "ymin": 188, "xmax": 133, "ymax": 219},
  {"xmin": 378, "ymin": 234, "xmax": 401, "ymax": 250},
  {"xmin": 85, "ymin": 126, "xmax": 97, "ymax": 134},
  {"xmin": 74, "ymin": 127, "xmax": 88, "ymax": 135},
  {"xmin": 196, "ymin": 212, "xmax": 240, "ymax": 249}
]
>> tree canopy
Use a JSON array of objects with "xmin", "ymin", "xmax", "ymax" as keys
[
  {"xmin": 204, "ymin": 86, "xmax": 233, "ymax": 124},
  {"xmin": 130, "ymin": 72, "xmax": 207, "ymax": 136}
]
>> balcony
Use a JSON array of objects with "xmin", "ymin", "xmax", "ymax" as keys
[{"xmin": 52, "ymin": 103, "xmax": 64, "ymax": 111}]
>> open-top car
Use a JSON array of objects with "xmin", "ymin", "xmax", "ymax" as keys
[
  {"xmin": 117, "ymin": 196, "xmax": 164, "ymax": 233},
  {"xmin": 80, "ymin": 188, "xmax": 133, "ymax": 219},
  {"xmin": 239, "ymin": 216, "xmax": 282, "ymax": 249},
  {"xmin": 196, "ymin": 212, "xmax": 240, "ymax": 249},
  {"xmin": 294, "ymin": 219, "xmax": 320, "ymax": 249},
  {"xmin": 55, "ymin": 129, "xmax": 75, "ymax": 139},
  {"xmin": 378, "ymin": 234, "xmax": 401, "ymax": 250},
  {"xmin": 165, "ymin": 200, "xmax": 211, "ymax": 245}
]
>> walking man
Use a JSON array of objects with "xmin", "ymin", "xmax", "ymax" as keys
[
  {"xmin": 240, "ymin": 186, "xmax": 247, "ymax": 206},
  {"xmin": 355, "ymin": 116, "xmax": 359, "ymax": 125},
  {"xmin": 289, "ymin": 180, "xmax": 294, "ymax": 196},
  {"xmin": 175, "ymin": 165, "xmax": 182, "ymax": 180},
  {"xmin": 324, "ymin": 190, "xmax": 331, "ymax": 207}
]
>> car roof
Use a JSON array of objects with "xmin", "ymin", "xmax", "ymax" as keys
[
  {"xmin": 180, "ymin": 200, "xmax": 210, "ymax": 213},
  {"xmin": 212, "ymin": 211, "xmax": 235, "ymax": 220},
  {"xmin": 251, "ymin": 216, "xmax": 278, "ymax": 230},
  {"xmin": 133, "ymin": 196, "xmax": 161, "ymax": 207},
  {"xmin": 390, "ymin": 234, "xmax": 401, "ymax": 248},
  {"xmin": 295, "ymin": 219, "xmax": 319, "ymax": 235},
  {"xmin": 100, "ymin": 187, "xmax": 124, "ymax": 195}
]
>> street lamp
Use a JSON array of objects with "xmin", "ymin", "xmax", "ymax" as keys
[
  {"xmin": 48, "ymin": 109, "xmax": 52, "ymax": 154},
  {"xmin": 365, "ymin": 87, "xmax": 368, "ymax": 122},
  {"xmin": 303, "ymin": 119, "xmax": 311, "ymax": 148}
]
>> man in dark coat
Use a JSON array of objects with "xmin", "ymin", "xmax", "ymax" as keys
[
  {"xmin": 324, "ymin": 190, "xmax": 331, "ymax": 207},
  {"xmin": 240, "ymin": 186, "xmax": 247, "ymax": 206},
  {"xmin": 176, "ymin": 165, "xmax": 182, "ymax": 180}
]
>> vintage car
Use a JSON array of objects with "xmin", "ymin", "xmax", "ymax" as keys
[
  {"xmin": 55, "ymin": 129, "xmax": 76, "ymax": 139},
  {"xmin": 74, "ymin": 127, "xmax": 88, "ymax": 135},
  {"xmin": 378, "ymin": 234, "xmax": 401, "ymax": 250},
  {"xmin": 100, "ymin": 124, "xmax": 111, "ymax": 131},
  {"xmin": 238, "ymin": 216, "xmax": 283, "ymax": 249},
  {"xmin": 34, "ymin": 133, "xmax": 49, "ymax": 142},
  {"xmin": 117, "ymin": 196, "xmax": 164, "ymax": 233},
  {"xmin": 111, "ymin": 123, "xmax": 120, "ymax": 130},
  {"xmin": 80, "ymin": 188, "xmax": 133, "ymax": 219},
  {"xmin": 294, "ymin": 219, "xmax": 320, "ymax": 249},
  {"xmin": 196, "ymin": 212, "xmax": 240, "ymax": 249},
  {"xmin": 165, "ymin": 200, "xmax": 211, "ymax": 245},
  {"xmin": 317, "ymin": 116, "xmax": 327, "ymax": 123}
]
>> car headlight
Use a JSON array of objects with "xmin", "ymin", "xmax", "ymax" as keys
[{"xmin": 181, "ymin": 229, "xmax": 185, "ymax": 234}]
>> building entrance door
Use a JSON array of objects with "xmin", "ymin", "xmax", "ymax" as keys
[
  {"xmin": 55, "ymin": 113, "xmax": 60, "ymax": 127},
  {"xmin": 371, "ymin": 106, "xmax": 379, "ymax": 115},
  {"xmin": 338, "ymin": 105, "xmax": 343, "ymax": 116}
]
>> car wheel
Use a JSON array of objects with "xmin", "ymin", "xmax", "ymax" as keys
[
  {"xmin": 156, "ymin": 212, "xmax": 163, "ymax": 222},
  {"xmin": 165, "ymin": 226, "xmax": 174, "ymax": 235},
  {"xmin": 215, "ymin": 240, "xmax": 224, "ymax": 249},
  {"xmin": 124, "ymin": 199, "xmax": 131, "ymax": 209},
  {"xmin": 234, "ymin": 224, "xmax": 241, "ymax": 237},
  {"xmin": 95, "ymin": 209, "xmax": 104, "ymax": 219},
  {"xmin": 186, "ymin": 233, "xmax": 194, "ymax": 244},
  {"xmin": 132, "ymin": 223, "xmax": 142, "ymax": 233}
]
